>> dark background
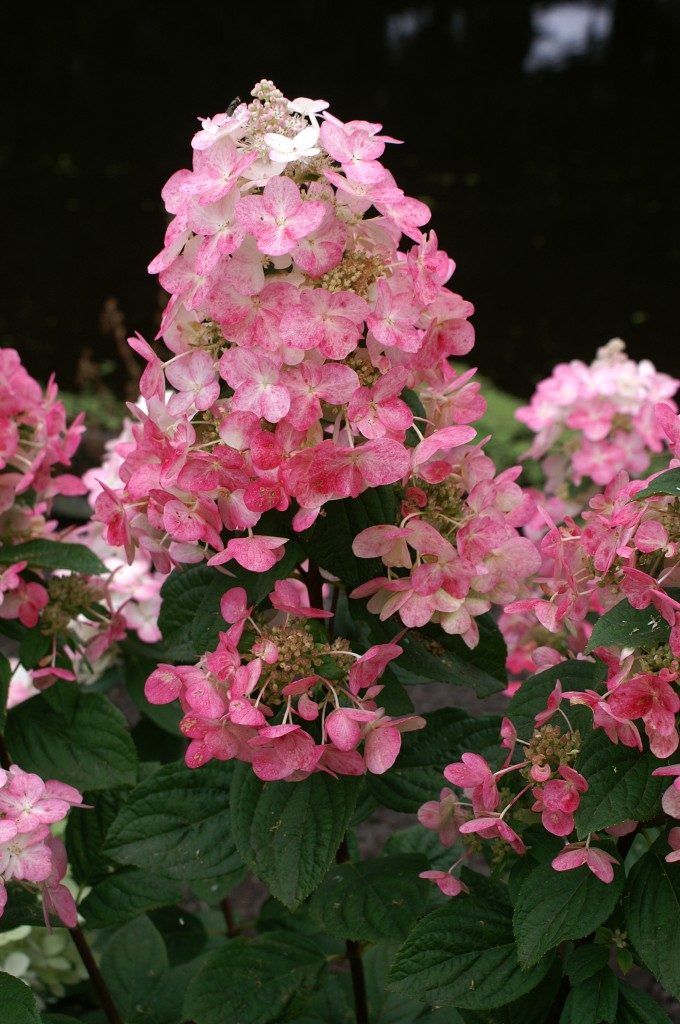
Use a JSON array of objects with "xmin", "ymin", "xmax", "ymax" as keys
[{"xmin": 2, "ymin": 0, "xmax": 679, "ymax": 398}]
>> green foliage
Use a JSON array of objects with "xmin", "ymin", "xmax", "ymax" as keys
[
  {"xmin": 298, "ymin": 487, "xmax": 397, "ymax": 587},
  {"xmin": 100, "ymin": 916, "xmax": 169, "ymax": 1022},
  {"xmin": 0, "ymin": 538, "xmax": 106, "ymax": 574},
  {"xmin": 512, "ymin": 859, "xmax": 624, "ymax": 967},
  {"xmin": 634, "ymin": 469, "xmax": 680, "ymax": 500},
  {"xmin": 5, "ymin": 686, "xmax": 137, "ymax": 790},
  {"xmin": 183, "ymin": 932, "xmax": 327, "ymax": 1024},
  {"xmin": 157, "ymin": 541, "xmax": 304, "ymax": 659},
  {"xmin": 367, "ymin": 709, "xmax": 501, "ymax": 812},
  {"xmin": 560, "ymin": 967, "xmax": 618, "ymax": 1023},
  {"xmin": 105, "ymin": 761, "xmax": 242, "ymax": 881},
  {"xmin": 574, "ymin": 733, "xmax": 665, "ymax": 837},
  {"xmin": 625, "ymin": 834, "xmax": 680, "ymax": 1001},
  {"xmin": 355, "ymin": 604, "xmax": 508, "ymax": 696},
  {"xmin": 615, "ymin": 981, "xmax": 671, "ymax": 1023},
  {"xmin": 80, "ymin": 869, "xmax": 183, "ymax": 928},
  {"xmin": 0, "ymin": 970, "xmax": 41, "ymax": 1024},
  {"xmin": 390, "ymin": 886, "xmax": 553, "ymax": 1009},
  {"xmin": 308, "ymin": 854, "xmax": 429, "ymax": 941},
  {"xmin": 230, "ymin": 765, "xmax": 360, "ymax": 909},
  {"xmin": 585, "ymin": 598, "xmax": 673, "ymax": 654}
]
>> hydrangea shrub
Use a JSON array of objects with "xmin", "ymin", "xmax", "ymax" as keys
[{"xmin": 1, "ymin": 80, "xmax": 680, "ymax": 1023}]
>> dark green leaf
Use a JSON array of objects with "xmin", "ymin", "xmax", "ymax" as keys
[
  {"xmin": 105, "ymin": 761, "xmax": 241, "ymax": 881},
  {"xmin": 122, "ymin": 645, "xmax": 182, "ymax": 735},
  {"xmin": 230, "ymin": 765, "xmax": 360, "ymax": 909},
  {"xmin": 634, "ymin": 469, "xmax": 680, "ymax": 500},
  {"xmin": 368, "ymin": 709, "xmax": 501, "ymax": 812},
  {"xmin": 513, "ymin": 858, "xmax": 624, "ymax": 967},
  {"xmin": 564, "ymin": 943, "xmax": 609, "ymax": 984},
  {"xmin": 5, "ymin": 690, "xmax": 137, "ymax": 790},
  {"xmin": 507, "ymin": 659, "xmax": 605, "ymax": 736},
  {"xmin": 459, "ymin": 963, "xmax": 563, "ymax": 1024},
  {"xmin": 575, "ymin": 733, "xmax": 664, "ymax": 837},
  {"xmin": 100, "ymin": 916, "xmax": 168, "ymax": 1022},
  {"xmin": 615, "ymin": 980, "xmax": 671, "ymax": 1023},
  {"xmin": 158, "ymin": 539, "xmax": 304, "ymax": 660},
  {"xmin": 298, "ymin": 487, "xmax": 397, "ymax": 588},
  {"xmin": 356, "ymin": 605, "xmax": 508, "ymax": 697},
  {"xmin": 308, "ymin": 854, "xmax": 429, "ymax": 941},
  {"xmin": 569, "ymin": 966, "xmax": 618, "ymax": 1023},
  {"xmin": 183, "ymin": 931, "xmax": 327, "ymax": 1024},
  {"xmin": 0, "ymin": 886, "xmax": 45, "ymax": 931},
  {"xmin": 0, "ymin": 971, "xmax": 40, "ymax": 1024},
  {"xmin": 390, "ymin": 888, "xmax": 553, "ymax": 1009},
  {"xmin": 0, "ymin": 539, "xmax": 106, "ymax": 574},
  {"xmin": 625, "ymin": 834, "xmax": 680, "ymax": 1000},
  {"xmin": 148, "ymin": 907, "xmax": 208, "ymax": 966},
  {"xmin": 66, "ymin": 787, "xmax": 127, "ymax": 884},
  {"xmin": 80, "ymin": 869, "xmax": 182, "ymax": 928},
  {"xmin": 586, "ymin": 600, "xmax": 670, "ymax": 654},
  {"xmin": 384, "ymin": 824, "xmax": 456, "ymax": 873}
]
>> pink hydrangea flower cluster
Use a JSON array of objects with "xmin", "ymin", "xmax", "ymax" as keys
[
  {"xmin": 93, "ymin": 79, "xmax": 496, "ymax": 585},
  {"xmin": 144, "ymin": 578, "xmax": 424, "ymax": 779},
  {"xmin": 80, "ymin": 419, "xmax": 164, "ymax": 646},
  {"xmin": 419, "ymin": 413, "xmax": 680, "ymax": 889},
  {"xmin": 0, "ymin": 348, "xmax": 128, "ymax": 685},
  {"xmin": 0, "ymin": 765, "xmax": 82, "ymax": 927},
  {"xmin": 516, "ymin": 339, "xmax": 678, "ymax": 492},
  {"xmin": 350, "ymin": 465, "xmax": 540, "ymax": 649}
]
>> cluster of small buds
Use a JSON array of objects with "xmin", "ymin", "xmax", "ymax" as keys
[
  {"xmin": 92, "ymin": 78, "xmax": 519, "ymax": 637},
  {"xmin": 516, "ymin": 339, "xmax": 678, "ymax": 493},
  {"xmin": 0, "ymin": 765, "xmax": 83, "ymax": 926},
  {"xmin": 144, "ymin": 577, "xmax": 425, "ymax": 779}
]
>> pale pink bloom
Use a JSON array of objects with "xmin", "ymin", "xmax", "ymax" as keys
[
  {"xmin": 0, "ymin": 824, "xmax": 53, "ymax": 882},
  {"xmin": 208, "ymin": 534, "xmax": 287, "ymax": 572},
  {"xmin": 665, "ymin": 827, "xmax": 680, "ymax": 864},
  {"xmin": 362, "ymin": 711, "xmax": 426, "ymax": 774},
  {"xmin": 444, "ymin": 753, "xmax": 499, "ymax": 812},
  {"xmin": 236, "ymin": 176, "xmax": 326, "ymax": 256},
  {"xmin": 183, "ymin": 136, "xmax": 257, "ymax": 205},
  {"xmin": 656, "ymin": 402, "xmax": 680, "ymax": 456},
  {"xmin": 269, "ymin": 578, "xmax": 331, "ymax": 619},
  {"xmin": 326, "ymin": 708, "xmax": 376, "ymax": 751},
  {"xmin": 0, "ymin": 767, "xmax": 78, "ymax": 833},
  {"xmin": 280, "ymin": 288, "xmax": 368, "ymax": 359},
  {"xmin": 165, "ymin": 351, "xmax": 220, "ymax": 414},
  {"xmin": 652, "ymin": 765, "xmax": 680, "ymax": 818},
  {"xmin": 41, "ymin": 836, "xmax": 78, "ymax": 928},
  {"xmin": 292, "ymin": 214, "xmax": 346, "ymax": 277},
  {"xmin": 348, "ymin": 367, "xmax": 413, "ymax": 440},
  {"xmin": 366, "ymin": 279, "xmax": 421, "ymax": 353},
  {"xmin": 534, "ymin": 680, "xmax": 563, "ymax": 727},
  {"xmin": 320, "ymin": 118, "xmax": 395, "ymax": 184},
  {"xmin": 552, "ymin": 844, "xmax": 618, "ymax": 883},
  {"xmin": 407, "ymin": 231, "xmax": 455, "ymax": 304},
  {"xmin": 264, "ymin": 123, "xmax": 321, "ymax": 165},
  {"xmin": 459, "ymin": 815, "xmax": 526, "ymax": 855},
  {"xmin": 250, "ymin": 724, "xmax": 322, "ymax": 781},
  {"xmin": 220, "ymin": 587, "xmax": 250, "ymax": 624},
  {"xmin": 419, "ymin": 870, "xmax": 468, "ymax": 897},
  {"xmin": 283, "ymin": 363, "xmax": 359, "ymax": 432},
  {"xmin": 417, "ymin": 787, "xmax": 464, "ymax": 847},
  {"xmin": 348, "ymin": 643, "xmax": 402, "ymax": 694},
  {"xmin": 219, "ymin": 348, "xmax": 290, "ymax": 423}
]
